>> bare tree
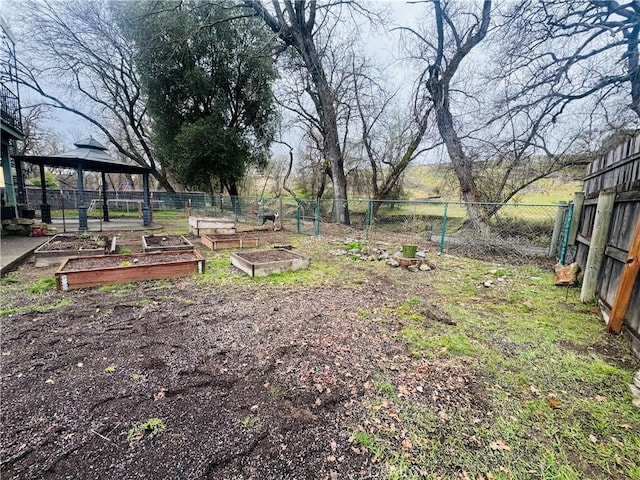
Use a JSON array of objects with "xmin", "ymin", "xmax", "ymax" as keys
[
  {"xmin": 240, "ymin": 0, "xmax": 382, "ymax": 224},
  {"xmin": 398, "ymin": 0, "xmax": 493, "ymax": 234},
  {"xmin": 13, "ymin": 0, "xmax": 176, "ymax": 192},
  {"xmin": 500, "ymin": 0, "xmax": 640, "ymax": 122}
]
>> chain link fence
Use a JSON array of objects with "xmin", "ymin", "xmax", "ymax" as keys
[
  {"xmin": 360, "ymin": 199, "xmax": 572, "ymax": 263},
  {"xmin": 24, "ymin": 186, "xmax": 571, "ymax": 261}
]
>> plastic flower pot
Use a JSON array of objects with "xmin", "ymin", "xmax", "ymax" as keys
[{"xmin": 402, "ymin": 245, "xmax": 417, "ymax": 258}]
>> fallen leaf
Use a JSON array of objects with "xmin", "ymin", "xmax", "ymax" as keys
[
  {"xmin": 619, "ymin": 424, "xmax": 632, "ymax": 430},
  {"xmin": 45, "ymin": 378, "xmax": 54, "ymax": 384},
  {"xmin": 489, "ymin": 440, "xmax": 511, "ymax": 451},
  {"xmin": 326, "ymin": 455, "xmax": 336, "ymax": 462},
  {"xmin": 589, "ymin": 434, "xmax": 598, "ymax": 443},
  {"xmin": 315, "ymin": 397, "xmax": 322, "ymax": 406},
  {"xmin": 401, "ymin": 438, "xmax": 413, "ymax": 451},
  {"xmin": 594, "ymin": 395, "xmax": 606, "ymax": 403},
  {"xmin": 397, "ymin": 385, "xmax": 410, "ymax": 397},
  {"xmin": 548, "ymin": 398, "xmax": 560, "ymax": 409},
  {"xmin": 330, "ymin": 440, "xmax": 337, "ymax": 452}
]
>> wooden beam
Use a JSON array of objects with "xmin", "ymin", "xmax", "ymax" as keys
[
  {"xmin": 581, "ymin": 192, "xmax": 616, "ymax": 302},
  {"xmin": 608, "ymin": 212, "xmax": 640, "ymax": 334}
]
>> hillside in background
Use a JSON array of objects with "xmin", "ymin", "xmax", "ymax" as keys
[
  {"xmin": 245, "ymin": 163, "xmax": 584, "ymax": 204},
  {"xmin": 402, "ymin": 164, "xmax": 583, "ymax": 204}
]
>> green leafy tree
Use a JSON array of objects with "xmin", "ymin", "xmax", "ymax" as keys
[
  {"xmin": 119, "ymin": 0, "xmax": 277, "ymax": 195},
  {"xmin": 26, "ymin": 171, "xmax": 58, "ymax": 189}
]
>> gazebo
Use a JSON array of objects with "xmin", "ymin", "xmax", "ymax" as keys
[{"xmin": 12, "ymin": 137, "xmax": 153, "ymax": 229}]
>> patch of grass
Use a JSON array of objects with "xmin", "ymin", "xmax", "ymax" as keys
[
  {"xmin": 1, "ymin": 276, "xmax": 20, "ymax": 285},
  {"xmin": 127, "ymin": 418, "xmax": 167, "ymax": 441},
  {"xmin": 346, "ymin": 241, "xmax": 362, "ymax": 250},
  {"xmin": 359, "ymin": 255, "xmax": 640, "ymax": 479},
  {"xmin": 401, "ymin": 326, "xmax": 474, "ymax": 357},
  {"xmin": 131, "ymin": 373, "xmax": 144, "ymax": 382},
  {"xmin": 97, "ymin": 283, "xmax": 136, "ymax": 293},
  {"xmin": 241, "ymin": 415, "xmax": 259, "ymax": 428},
  {"xmin": 27, "ymin": 278, "xmax": 56, "ymax": 294},
  {"xmin": 0, "ymin": 298, "xmax": 71, "ymax": 316},
  {"xmin": 373, "ymin": 375, "xmax": 397, "ymax": 396},
  {"xmin": 104, "ymin": 364, "xmax": 116, "ymax": 374},
  {"xmin": 119, "ymin": 261, "xmax": 133, "ymax": 267},
  {"xmin": 120, "ymin": 248, "xmax": 132, "ymax": 254}
]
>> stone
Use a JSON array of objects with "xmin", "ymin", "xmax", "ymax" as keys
[
  {"xmin": 387, "ymin": 259, "xmax": 400, "ymax": 267},
  {"xmin": 416, "ymin": 250, "xmax": 426, "ymax": 258},
  {"xmin": 483, "ymin": 280, "xmax": 494, "ymax": 288},
  {"xmin": 553, "ymin": 262, "xmax": 581, "ymax": 286},
  {"xmin": 407, "ymin": 265, "xmax": 419, "ymax": 272},
  {"xmin": 419, "ymin": 264, "xmax": 431, "ymax": 271}
]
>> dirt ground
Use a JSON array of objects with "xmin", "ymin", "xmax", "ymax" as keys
[
  {"xmin": 2, "ymin": 230, "xmax": 407, "ymax": 479},
  {"xmin": 0, "ymin": 228, "xmax": 627, "ymax": 479}
]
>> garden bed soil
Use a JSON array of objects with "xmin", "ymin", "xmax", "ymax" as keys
[
  {"xmin": 34, "ymin": 234, "xmax": 112, "ymax": 267},
  {"xmin": 55, "ymin": 251, "xmax": 204, "ymax": 290},
  {"xmin": 231, "ymin": 248, "xmax": 309, "ymax": 277},
  {"xmin": 142, "ymin": 234, "xmax": 194, "ymax": 253}
]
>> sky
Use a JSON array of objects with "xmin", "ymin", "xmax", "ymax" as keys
[{"xmin": 7, "ymin": 0, "xmax": 428, "ymax": 162}]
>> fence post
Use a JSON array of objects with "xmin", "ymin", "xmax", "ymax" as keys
[
  {"xmin": 315, "ymin": 198, "xmax": 320, "ymax": 236},
  {"xmin": 557, "ymin": 203, "xmax": 573, "ymax": 264},
  {"xmin": 296, "ymin": 201, "xmax": 301, "ymax": 234},
  {"xmin": 567, "ymin": 192, "xmax": 584, "ymax": 246},
  {"xmin": 549, "ymin": 201, "xmax": 567, "ymax": 257},
  {"xmin": 580, "ymin": 191, "xmax": 616, "ymax": 303},
  {"xmin": 439, "ymin": 203, "xmax": 448, "ymax": 255},
  {"xmin": 365, "ymin": 200, "xmax": 372, "ymax": 241}
]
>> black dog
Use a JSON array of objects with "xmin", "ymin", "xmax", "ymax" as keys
[{"xmin": 261, "ymin": 212, "xmax": 279, "ymax": 225}]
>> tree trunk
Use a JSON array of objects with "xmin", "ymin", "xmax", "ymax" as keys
[{"xmin": 433, "ymin": 88, "xmax": 490, "ymax": 237}]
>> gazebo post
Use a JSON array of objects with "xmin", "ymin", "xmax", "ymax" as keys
[
  {"xmin": 142, "ymin": 172, "xmax": 151, "ymax": 227},
  {"xmin": 101, "ymin": 171, "xmax": 109, "ymax": 222},
  {"xmin": 77, "ymin": 162, "xmax": 88, "ymax": 230},
  {"xmin": 39, "ymin": 164, "xmax": 51, "ymax": 223},
  {"xmin": 14, "ymin": 159, "xmax": 26, "ymax": 211}
]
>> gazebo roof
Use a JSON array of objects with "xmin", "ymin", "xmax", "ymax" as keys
[{"xmin": 12, "ymin": 136, "xmax": 152, "ymax": 174}]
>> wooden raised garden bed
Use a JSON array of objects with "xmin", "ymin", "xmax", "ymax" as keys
[
  {"xmin": 35, "ymin": 234, "xmax": 114, "ymax": 267},
  {"xmin": 55, "ymin": 251, "xmax": 205, "ymax": 291},
  {"xmin": 142, "ymin": 234, "xmax": 194, "ymax": 253},
  {"xmin": 188, "ymin": 216, "xmax": 236, "ymax": 236},
  {"xmin": 201, "ymin": 234, "xmax": 259, "ymax": 250},
  {"xmin": 231, "ymin": 249, "xmax": 309, "ymax": 277}
]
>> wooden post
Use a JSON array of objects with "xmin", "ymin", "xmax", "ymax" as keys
[
  {"xmin": 580, "ymin": 192, "xmax": 616, "ymax": 302},
  {"xmin": 607, "ymin": 212, "xmax": 640, "ymax": 333},
  {"xmin": 549, "ymin": 201, "xmax": 567, "ymax": 257},
  {"xmin": 567, "ymin": 192, "xmax": 584, "ymax": 246}
]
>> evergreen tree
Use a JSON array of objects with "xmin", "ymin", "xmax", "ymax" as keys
[{"xmin": 119, "ymin": 0, "xmax": 277, "ymax": 195}]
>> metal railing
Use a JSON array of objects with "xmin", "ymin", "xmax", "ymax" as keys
[{"xmin": 0, "ymin": 84, "xmax": 22, "ymax": 133}]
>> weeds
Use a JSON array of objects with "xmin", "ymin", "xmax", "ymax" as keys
[
  {"xmin": 241, "ymin": 416, "xmax": 259, "ymax": 428},
  {"xmin": 127, "ymin": 418, "xmax": 167, "ymax": 441},
  {"xmin": 27, "ymin": 278, "xmax": 56, "ymax": 294},
  {"xmin": 0, "ymin": 298, "xmax": 71, "ymax": 316}
]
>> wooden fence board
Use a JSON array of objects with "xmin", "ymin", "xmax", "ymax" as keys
[{"xmin": 575, "ymin": 131, "xmax": 640, "ymax": 355}]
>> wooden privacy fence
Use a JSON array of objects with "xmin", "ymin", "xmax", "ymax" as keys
[{"xmin": 573, "ymin": 133, "xmax": 640, "ymax": 358}]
